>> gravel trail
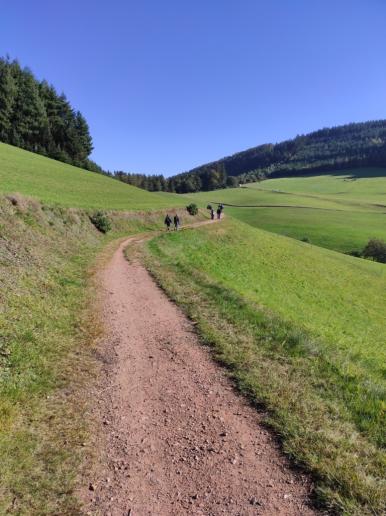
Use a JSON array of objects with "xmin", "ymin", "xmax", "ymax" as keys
[{"xmin": 82, "ymin": 226, "xmax": 316, "ymax": 515}]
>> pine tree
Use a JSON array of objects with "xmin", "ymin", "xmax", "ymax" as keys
[
  {"xmin": 39, "ymin": 80, "xmax": 61, "ymax": 156},
  {"xmin": 73, "ymin": 111, "xmax": 93, "ymax": 163},
  {"xmin": 10, "ymin": 66, "xmax": 48, "ymax": 152},
  {"xmin": 0, "ymin": 57, "xmax": 17, "ymax": 142}
]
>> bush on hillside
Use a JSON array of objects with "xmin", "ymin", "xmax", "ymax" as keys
[
  {"xmin": 90, "ymin": 211, "xmax": 112, "ymax": 233},
  {"xmin": 362, "ymin": 238, "xmax": 386, "ymax": 263},
  {"xmin": 186, "ymin": 203, "xmax": 198, "ymax": 216},
  {"xmin": 301, "ymin": 237, "xmax": 310, "ymax": 243},
  {"xmin": 347, "ymin": 250, "xmax": 362, "ymax": 258},
  {"xmin": 226, "ymin": 176, "xmax": 239, "ymax": 188}
]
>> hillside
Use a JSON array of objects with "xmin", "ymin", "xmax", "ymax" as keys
[
  {"xmin": 186, "ymin": 168, "xmax": 386, "ymax": 253},
  {"xmin": 0, "ymin": 142, "xmax": 184, "ymax": 210},
  {"xmin": 165, "ymin": 120, "xmax": 386, "ymax": 192},
  {"xmin": 146, "ymin": 218, "xmax": 386, "ymax": 514}
]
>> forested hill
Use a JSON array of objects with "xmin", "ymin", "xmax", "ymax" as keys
[
  {"xmin": 0, "ymin": 57, "xmax": 102, "ymax": 173},
  {"xmin": 150, "ymin": 120, "xmax": 386, "ymax": 193}
]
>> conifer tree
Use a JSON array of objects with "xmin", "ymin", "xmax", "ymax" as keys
[
  {"xmin": 0, "ymin": 57, "xmax": 17, "ymax": 142},
  {"xmin": 10, "ymin": 67, "xmax": 49, "ymax": 153}
]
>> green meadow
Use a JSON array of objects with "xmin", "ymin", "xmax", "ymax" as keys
[
  {"xmin": 186, "ymin": 168, "xmax": 386, "ymax": 253},
  {"xmin": 228, "ymin": 207, "xmax": 386, "ymax": 253},
  {"xmin": 146, "ymin": 218, "xmax": 386, "ymax": 514},
  {"xmin": 257, "ymin": 169, "xmax": 386, "ymax": 206},
  {"xmin": 0, "ymin": 142, "xmax": 184, "ymax": 210}
]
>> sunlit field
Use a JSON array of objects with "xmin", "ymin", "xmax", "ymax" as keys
[
  {"xmin": 186, "ymin": 169, "xmax": 386, "ymax": 253},
  {"xmin": 147, "ymin": 218, "xmax": 386, "ymax": 514}
]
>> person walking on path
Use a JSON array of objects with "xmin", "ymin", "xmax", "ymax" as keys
[
  {"xmin": 173, "ymin": 214, "xmax": 180, "ymax": 231},
  {"xmin": 216, "ymin": 207, "xmax": 221, "ymax": 220},
  {"xmin": 164, "ymin": 214, "xmax": 172, "ymax": 231},
  {"xmin": 210, "ymin": 208, "xmax": 215, "ymax": 220}
]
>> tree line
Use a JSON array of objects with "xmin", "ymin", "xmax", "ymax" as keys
[
  {"xmin": 0, "ymin": 56, "xmax": 99, "ymax": 171},
  {"xmin": 112, "ymin": 163, "xmax": 240, "ymax": 193}
]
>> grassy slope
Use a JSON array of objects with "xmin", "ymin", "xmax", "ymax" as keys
[
  {"xmin": 146, "ymin": 219, "xmax": 386, "ymax": 514},
  {"xmin": 0, "ymin": 198, "xmax": 102, "ymax": 514},
  {"xmin": 0, "ymin": 142, "xmax": 184, "ymax": 210},
  {"xmin": 230, "ymin": 207, "xmax": 386, "ymax": 253},
  {"xmin": 257, "ymin": 168, "xmax": 386, "ymax": 205},
  {"xmin": 0, "ymin": 195, "xmax": 205, "ymax": 514},
  {"xmin": 186, "ymin": 168, "xmax": 386, "ymax": 253}
]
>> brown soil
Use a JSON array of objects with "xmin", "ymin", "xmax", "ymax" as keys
[{"xmin": 81, "ymin": 223, "xmax": 317, "ymax": 515}]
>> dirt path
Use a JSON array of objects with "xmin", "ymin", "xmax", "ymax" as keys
[{"xmin": 82, "ymin": 224, "xmax": 316, "ymax": 515}]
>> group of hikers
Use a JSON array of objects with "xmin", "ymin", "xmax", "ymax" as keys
[
  {"xmin": 209, "ymin": 203, "xmax": 224, "ymax": 220},
  {"xmin": 164, "ymin": 204, "xmax": 224, "ymax": 231},
  {"xmin": 164, "ymin": 213, "xmax": 180, "ymax": 231}
]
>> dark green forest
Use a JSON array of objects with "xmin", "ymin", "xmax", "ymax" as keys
[{"xmin": 0, "ymin": 56, "xmax": 102, "ymax": 172}]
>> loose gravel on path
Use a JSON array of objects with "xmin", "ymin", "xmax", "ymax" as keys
[{"xmin": 82, "ymin": 232, "xmax": 316, "ymax": 515}]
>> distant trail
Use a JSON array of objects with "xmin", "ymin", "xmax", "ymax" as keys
[
  {"xmin": 81, "ymin": 219, "xmax": 316, "ymax": 515},
  {"xmin": 209, "ymin": 201, "xmax": 344, "ymax": 210}
]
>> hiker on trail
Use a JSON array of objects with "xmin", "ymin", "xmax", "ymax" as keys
[
  {"xmin": 173, "ymin": 214, "xmax": 180, "ymax": 230},
  {"xmin": 216, "ymin": 207, "xmax": 221, "ymax": 220},
  {"xmin": 210, "ymin": 208, "xmax": 215, "ymax": 220},
  {"xmin": 164, "ymin": 214, "xmax": 172, "ymax": 231}
]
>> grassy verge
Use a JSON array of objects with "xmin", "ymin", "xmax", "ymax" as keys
[
  {"xmin": 0, "ymin": 195, "xmax": 205, "ymax": 514},
  {"xmin": 0, "ymin": 197, "xmax": 100, "ymax": 514},
  {"xmin": 144, "ymin": 219, "xmax": 386, "ymax": 515}
]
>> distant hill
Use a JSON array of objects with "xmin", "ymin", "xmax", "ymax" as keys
[{"xmin": 164, "ymin": 120, "xmax": 386, "ymax": 192}]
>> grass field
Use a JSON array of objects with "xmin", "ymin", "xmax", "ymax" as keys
[
  {"xmin": 186, "ymin": 168, "xmax": 386, "ymax": 253},
  {"xmin": 257, "ymin": 168, "xmax": 386, "ymax": 206},
  {"xmin": 229, "ymin": 207, "xmax": 386, "ymax": 253},
  {"xmin": 146, "ymin": 219, "xmax": 386, "ymax": 514},
  {"xmin": 0, "ymin": 143, "xmax": 184, "ymax": 210}
]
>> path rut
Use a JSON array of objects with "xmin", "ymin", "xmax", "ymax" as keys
[{"xmin": 82, "ymin": 226, "xmax": 316, "ymax": 515}]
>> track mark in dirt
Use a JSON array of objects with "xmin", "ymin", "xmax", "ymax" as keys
[{"xmin": 82, "ymin": 225, "xmax": 316, "ymax": 515}]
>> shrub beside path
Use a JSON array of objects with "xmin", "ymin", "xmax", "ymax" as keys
[{"xmin": 81, "ymin": 220, "xmax": 317, "ymax": 515}]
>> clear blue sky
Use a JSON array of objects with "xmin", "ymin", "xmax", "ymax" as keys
[{"xmin": 2, "ymin": 0, "xmax": 386, "ymax": 175}]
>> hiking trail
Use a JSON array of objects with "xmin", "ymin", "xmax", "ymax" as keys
[{"xmin": 82, "ymin": 220, "xmax": 316, "ymax": 515}]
